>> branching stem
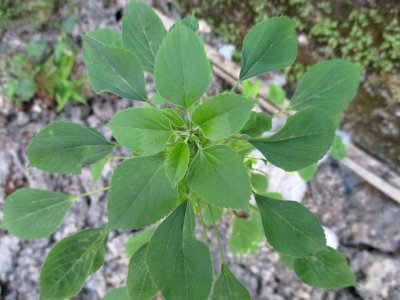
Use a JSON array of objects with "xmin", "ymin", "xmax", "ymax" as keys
[
  {"xmin": 198, "ymin": 206, "xmax": 210, "ymax": 246},
  {"xmin": 208, "ymin": 204, "xmax": 226, "ymax": 264}
]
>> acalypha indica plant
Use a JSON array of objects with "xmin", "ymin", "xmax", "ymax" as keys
[{"xmin": 1, "ymin": 2, "xmax": 361, "ymax": 299}]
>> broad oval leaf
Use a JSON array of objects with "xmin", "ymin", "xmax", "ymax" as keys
[
  {"xmin": 107, "ymin": 107, "xmax": 173, "ymax": 155},
  {"xmin": 212, "ymin": 264, "xmax": 250, "ymax": 300},
  {"xmin": 83, "ymin": 33, "xmax": 147, "ymax": 101},
  {"xmin": 125, "ymin": 227, "xmax": 155, "ymax": 258},
  {"xmin": 103, "ymin": 287, "xmax": 130, "ymax": 300},
  {"xmin": 40, "ymin": 228, "xmax": 109, "ymax": 299},
  {"xmin": 187, "ymin": 145, "xmax": 251, "ymax": 210},
  {"xmin": 127, "ymin": 244, "xmax": 158, "ymax": 300},
  {"xmin": 91, "ymin": 156, "xmax": 108, "ymax": 183},
  {"xmin": 251, "ymin": 172, "xmax": 269, "ymax": 195},
  {"xmin": 87, "ymin": 28, "xmax": 122, "ymax": 47},
  {"xmin": 108, "ymin": 155, "xmax": 177, "ymax": 229},
  {"xmin": 192, "ymin": 93, "xmax": 256, "ymax": 140},
  {"xmin": 203, "ymin": 204, "xmax": 224, "ymax": 226},
  {"xmin": 146, "ymin": 201, "xmax": 213, "ymax": 300},
  {"xmin": 298, "ymin": 163, "xmax": 318, "ymax": 182},
  {"xmin": 249, "ymin": 108, "xmax": 335, "ymax": 171},
  {"xmin": 28, "ymin": 122, "xmax": 113, "ymax": 175},
  {"xmin": 165, "ymin": 141, "xmax": 190, "ymax": 186},
  {"xmin": 240, "ymin": 17, "xmax": 297, "ymax": 80},
  {"xmin": 122, "ymin": 1, "xmax": 166, "ymax": 72},
  {"xmin": 294, "ymin": 247, "xmax": 356, "ymax": 289},
  {"xmin": 155, "ymin": 23, "xmax": 211, "ymax": 108},
  {"xmin": 240, "ymin": 111, "xmax": 272, "ymax": 137},
  {"xmin": 290, "ymin": 59, "xmax": 361, "ymax": 115},
  {"xmin": 255, "ymin": 194, "xmax": 326, "ymax": 257},
  {"xmin": 2, "ymin": 189, "xmax": 73, "ymax": 239}
]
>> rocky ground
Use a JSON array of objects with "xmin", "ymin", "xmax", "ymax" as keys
[{"xmin": 0, "ymin": 0, "xmax": 399, "ymax": 299}]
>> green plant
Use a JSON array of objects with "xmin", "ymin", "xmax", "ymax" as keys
[
  {"xmin": 1, "ymin": 15, "xmax": 86, "ymax": 111},
  {"xmin": 1, "ymin": 2, "xmax": 361, "ymax": 299}
]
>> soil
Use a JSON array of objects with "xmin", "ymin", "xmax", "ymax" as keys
[{"xmin": 0, "ymin": 1, "xmax": 399, "ymax": 299}]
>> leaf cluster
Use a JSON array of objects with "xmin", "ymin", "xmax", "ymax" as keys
[{"xmin": 1, "ymin": 2, "xmax": 361, "ymax": 299}]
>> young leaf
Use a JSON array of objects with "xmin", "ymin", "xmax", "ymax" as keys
[
  {"xmin": 83, "ymin": 33, "xmax": 147, "ymax": 101},
  {"xmin": 187, "ymin": 145, "xmax": 251, "ymax": 210},
  {"xmin": 242, "ymin": 80, "xmax": 260, "ymax": 98},
  {"xmin": 240, "ymin": 17, "xmax": 297, "ymax": 80},
  {"xmin": 251, "ymin": 172, "xmax": 269, "ymax": 195},
  {"xmin": 331, "ymin": 135, "xmax": 347, "ymax": 160},
  {"xmin": 212, "ymin": 264, "xmax": 250, "ymax": 300},
  {"xmin": 240, "ymin": 111, "xmax": 272, "ymax": 137},
  {"xmin": 127, "ymin": 244, "xmax": 158, "ymax": 300},
  {"xmin": 40, "ymin": 228, "xmax": 109, "ymax": 299},
  {"xmin": 103, "ymin": 287, "xmax": 130, "ymax": 300},
  {"xmin": 122, "ymin": 1, "xmax": 166, "ymax": 72},
  {"xmin": 155, "ymin": 23, "xmax": 211, "ymax": 108},
  {"xmin": 147, "ymin": 201, "xmax": 213, "ymax": 300},
  {"xmin": 2, "ymin": 189, "xmax": 73, "ymax": 239},
  {"xmin": 107, "ymin": 107, "xmax": 173, "ymax": 155},
  {"xmin": 126, "ymin": 227, "xmax": 155, "ymax": 258},
  {"xmin": 255, "ymin": 194, "xmax": 326, "ymax": 257},
  {"xmin": 91, "ymin": 156, "xmax": 108, "ymax": 183},
  {"xmin": 28, "ymin": 122, "xmax": 113, "ymax": 175},
  {"xmin": 290, "ymin": 60, "xmax": 361, "ymax": 115},
  {"xmin": 268, "ymin": 84, "xmax": 286, "ymax": 107},
  {"xmin": 249, "ymin": 108, "xmax": 335, "ymax": 171},
  {"xmin": 177, "ymin": 15, "xmax": 199, "ymax": 32},
  {"xmin": 108, "ymin": 155, "xmax": 177, "ymax": 229},
  {"xmin": 165, "ymin": 141, "xmax": 190, "ymax": 186},
  {"xmin": 161, "ymin": 108, "xmax": 185, "ymax": 127},
  {"xmin": 294, "ymin": 247, "xmax": 356, "ymax": 289},
  {"xmin": 298, "ymin": 163, "xmax": 318, "ymax": 182},
  {"xmin": 229, "ymin": 215, "xmax": 264, "ymax": 254},
  {"xmin": 192, "ymin": 93, "xmax": 256, "ymax": 140}
]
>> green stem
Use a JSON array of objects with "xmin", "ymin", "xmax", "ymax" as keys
[
  {"xmin": 109, "ymin": 156, "xmax": 130, "ymax": 160},
  {"xmin": 230, "ymin": 80, "xmax": 241, "ymax": 92},
  {"xmin": 249, "ymin": 203, "xmax": 260, "ymax": 213},
  {"xmin": 208, "ymin": 204, "xmax": 225, "ymax": 264},
  {"xmin": 198, "ymin": 206, "xmax": 210, "ymax": 246},
  {"xmin": 72, "ymin": 186, "xmax": 110, "ymax": 199}
]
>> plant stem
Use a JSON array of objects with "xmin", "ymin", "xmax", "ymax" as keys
[
  {"xmin": 109, "ymin": 156, "xmax": 130, "ymax": 160},
  {"xmin": 72, "ymin": 186, "xmax": 110, "ymax": 199},
  {"xmin": 198, "ymin": 206, "xmax": 210, "ymax": 246},
  {"xmin": 208, "ymin": 204, "xmax": 225, "ymax": 264}
]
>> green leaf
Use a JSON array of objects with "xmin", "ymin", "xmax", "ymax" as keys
[
  {"xmin": 147, "ymin": 201, "xmax": 213, "ymax": 300},
  {"xmin": 251, "ymin": 172, "xmax": 269, "ymax": 195},
  {"xmin": 249, "ymin": 108, "xmax": 335, "ymax": 171},
  {"xmin": 127, "ymin": 244, "xmax": 158, "ymax": 300},
  {"xmin": 268, "ymin": 84, "xmax": 286, "ymax": 107},
  {"xmin": 242, "ymin": 80, "xmax": 260, "ymax": 98},
  {"xmin": 150, "ymin": 93, "xmax": 167, "ymax": 106},
  {"xmin": 108, "ymin": 155, "xmax": 177, "ymax": 229},
  {"xmin": 298, "ymin": 163, "xmax": 318, "ymax": 182},
  {"xmin": 126, "ymin": 227, "xmax": 155, "ymax": 258},
  {"xmin": 161, "ymin": 108, "xmax": 185, "ymax": 128},
  {"xmin": 255, "ymin": 194, "xmax": 326, "ymax": 257},
  {"xmin": 294, "ymin": 247, "xmax": 356, "ymax": 289},
  {"xmin": 290, "ymin": 60, "xmax": 361, "ymax": 115},
  {"xmin": 240, "ymin": 111, "xmax": 272, "ymax": 137},
  {"xmin": 28, "ymin": 122, "xmax": 113, "ymax": 175},
  {"xmin": 86, "ymin": 28, "xmax": 122, "ymax": 47},
  {"xmin": 177, "ymin": 15, "xmax": 199, "ymax": 32},
  {"xmin": 229, "ymin": 215, "xmax": 264, "ymax": 254},
  {"xmin": 331, "ymin": 135, "xmax": 347, "ymax": 160},
  {"xmin": 155, "ymin": 23, "xmax": 211, "ymax": 108},
  {"xmin": 212, "ymin": 264, "xmax": 250, "ymax": 300},
  {"xmin": 107, "ymin": 107, "xmax": 173, "ymax": 155},
  {"xmin": 83, "ymin": 32, "xmax": 147, "ymax": 100},
  {"xmin": 192, "ymin": 93, "xmax": 256, "ymax": 140},
  {"xmin": 40, "ymin": 228, "xmax": 109, "ymax": 299},
  {"xmin": 2, "ymin": 189, "xmax": 73, "ymax": 239},
  {"xmin": 187, "ymin": 145, "xmax": 251, "ymax": 210},
  {"xmin": 280, "ymin": 254, "xmax": 296, "ymax": 270},
  {"xmin": 103, "ymin": 287, "xmax": 130, "ymax": 300},
  {"xmin": 165, "ymin": 141, "xmax": 190, "ymax": 186},
  {"xmin": 203, "ymin": 204, "xmax": 224, "ymax": 226},
  {"xmin": 240, "ymin": 17, "xmax": 297, "ymax": 80},
  {"xmin": 122, "ymin": 1, "xmax": 166, "ymax": 72},
  {"xmin": 91, "ymin": 156, "xmax": 108, "ymax": 183}
]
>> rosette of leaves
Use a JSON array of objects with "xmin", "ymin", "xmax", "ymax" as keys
[{"xmin": 1, "ymin": 2, "xmax": 361, "ymax": 299}]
